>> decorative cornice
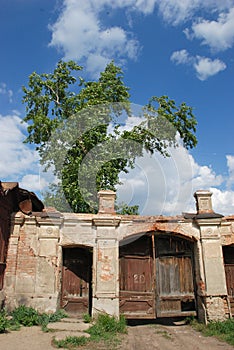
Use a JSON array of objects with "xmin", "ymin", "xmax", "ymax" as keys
[
  {"xmin": 195, "ymin": 217, "xmax": 222, "ymax": 226},
  {"xmin": 35, "ymin": 213, "xmax": 64, "ymax": 226},
  {"xmin": 93, "ymin": 216, "xmax": 121, "ymax": 227},
  {"xmin": 11, "ymin": 212, "xmax": 25, "ymax": 226}
]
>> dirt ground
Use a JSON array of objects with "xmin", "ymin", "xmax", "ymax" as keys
[
  {"xmin": 0, "ymin": 319, "xmax": 233, "ymax": 350},
  {"xmin": 118, "ymin": 319, "xmax": 234, "ymax": 350}
]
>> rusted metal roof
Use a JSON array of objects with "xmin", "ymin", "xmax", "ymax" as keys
[
  {"xmin": 1, "ymin": 182, "xmax": 18, "ymax": 191},
  {"xmin": 183, "ymin": 212, "xmax": 223, "ymax": 219},
  {"xmin": 0, "ymin": 181, "xmax": 44, "ymax": 215}
]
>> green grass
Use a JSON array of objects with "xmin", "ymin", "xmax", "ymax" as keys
[
  {"xmin": 0, "ymin": 305, "xmax": 67, "ymax": 333},
  {"xmin": 82, "ymin": 313, "xmax": 92, "ymax": 324},
  {"xmin": 53, "ymin": 335, "xmax": 89, "ymax": 348},
  {"xmin": 189, "ymin": 317, "xmax": 234, "ymax": 346},
  {"xmin": 1, "ymin": 306, "xmax": 127, "ymax": 349},
  {"xmin": 155, "ymin": 329, "xmax": 172, "ymax": 340},
  {"xmin": 53, "ymin": 313, "xmax": 127, "ymax": 349},
  {"xmin": 0, "ymin": 309, "xmax": 10, "ymax": 333}
]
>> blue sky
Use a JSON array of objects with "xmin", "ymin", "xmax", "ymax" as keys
[{"xmin": 1, "ymin": 0, "xmax": 234, "ymax": 215}]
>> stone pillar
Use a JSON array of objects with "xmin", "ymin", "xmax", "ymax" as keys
[
  {"xmin": 35, "ymin": 212, "xmax": 63, "ymax": 313},
  {"xmin": 5, "ymin": 211, "xmax": 63, "ymax": 313},
  {"xmin": 92, "ymin": 190, "xmax": 120, "ymax": 318},
  {"xmin": 194, "ymin": 190, "xmax": 228, "ymax": 322},
  {"xmin": 98, "ymin": 190, "xmax": 116, "ymax": 214}
]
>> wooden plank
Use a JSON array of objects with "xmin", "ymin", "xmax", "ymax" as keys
[
  {"xmin": 120, "ymin": 234, "xmax": 196, "ymax": 319},
  {"xmin": 155, "ymin": 235, "xmax": 196, "ymax": 317},
  {"xmin": 225, "ymin": 264, "xmax": 234, "ymax": 297},
  {"xmin": 119, "ymin": 235, "xmax": 155, "ymax": 318},
  {"xmin": 223, "ymin": 246, "xmax": 234, "ymax": 316}
]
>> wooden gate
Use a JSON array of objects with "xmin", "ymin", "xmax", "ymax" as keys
[
  {"xmin": 119, "ymin": 234, "xmax": 196, "ymax": 319},
  {"xmin": 156, "ymin": 236, "xmax": 196, "ymax": 317},
  {"xmin": 223, "ymin": 246, "xmax": 234, "ymax": 316},
  {"xmin": 61, "ymin": 247, "xmax": 92, "ymax": 316},
  {"xmin": 119, "ymin": 236, "xmax": 154, "ymax": 318}
]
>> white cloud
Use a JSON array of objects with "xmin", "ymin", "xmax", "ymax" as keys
[
  {"xmin": 160, "ymin": 2, "xmax": 234, "ymax": 78},
  {"xmin": 49, "ymin": 0, "xmax": 140, "ymax": 76},
  {"xmin": 117, "ymin": 144, "xmax": 234, "ymax": 216},
  {"xmin": 20, "ymin": 174, "xmax": 48, "ymax": 192},
  {"xmin": 1, "ymin": 113, "xmax": 233, "ymax": 216},
  {"xmin": 49, "ymin": 0, "xmax": 234, "ymax": 77},
  {"xmin": 170, "ymin": 50, "xmax": 226, "ymax": 80},
  {"xmin": 226, "ymin": 155, "xmax": 234, "ymax": 189},
  {"xmin": 156, "ymin": 0, "xmax": 201, "ymax": 25},
  {"xmin": 191, "ymin": 8, "xmax": 234, "ymax": 52},
  {"xmin": 156, "ymin": 0, "xmax": 234, "ymax": 25},
  {"xmin": 170, "ymin": 49, "xmax": 192, "ymax": 65},
  {"xmin": 0, "ymin": 83, "xmax": 13, "ymax": 103},
  {"xmin": 194, "ymin": 56, "xmax": 226, "ymax": 80},
  {"xmin": 86, "ymin": 54, "xmax": 111, "ymax": 79},
  {"xmin": 0, "ymin": 113, "xmax": 44, "ymax": 193},
  {"xmin": 90, "ymin": 0, "xmax": 156, "ymax": 14},
  {"xmin": 210, "ymin": 187, "xmax": 234, "ymax": 214},
  {"xmin": 190, "ymin": 156, "xmax": 223, "ymax": 188},
  {"xmin": 132, "ymin": 0, "xmax": 156, "ymax": 14}
]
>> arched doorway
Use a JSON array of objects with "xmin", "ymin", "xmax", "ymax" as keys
[
  {"xmin": 119, "ymin": 233, "xmax": 196, "ymax": 319},
  {"xmin": 61, "ymin": 246, "xmax": 92, "ymax": 316}
]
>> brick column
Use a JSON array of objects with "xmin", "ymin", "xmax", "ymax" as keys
[
  {"xmin": 194, "ymin": 190, "xmax": 228, "ymax": 322},
  {"xmin": 4, "ymin": 212, "xmax": 24, "ymax": 310},
  {"xmin": 92, "ymin": 190, "xmax": 121, "ymax": 317}
]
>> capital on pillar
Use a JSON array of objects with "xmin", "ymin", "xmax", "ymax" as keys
[
  {"xmin": 194, "ymin": 190, "xmax": 213, "ymax": 214},
  {"xmin": 98, "ymin": 190, "xmax": 116, "ymax": 214}
]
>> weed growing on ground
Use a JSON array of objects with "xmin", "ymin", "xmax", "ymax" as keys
[
  {"xmin": 11, "ymin": 305, "xmax": 41, "ymax": 327},
  {"xmin": 82, "ymin": 313, "xmax": 92, "ymax": 323},
  {"xmin": 53, "ymin": 313, "xmax": 127, "ymax": 349},
  {"xmin": 0, "ymin": 310, "xmax": 10, "ymax": 333},
  {"xmin": 53, "ymin": 335, "xmax": 89, "ymax": 348},
  {"xmin": 87, "ymin": 313, "xmax": 126, "ymax": 341},
  {"xmin": 155, "ymin": 329, "xmax": 172, "ymax": 340},
  {"xmin": 1, "ymin": 305, "xmax": 68, "ymax": 331},
  {"xmin": 188, "ymin": 317, "xmax": 234, "ymax": 346}
]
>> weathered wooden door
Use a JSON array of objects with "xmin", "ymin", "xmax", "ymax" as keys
[
  {"xmin": 119, "ymin": 234, "xmax": 196, "ymax": 319},
  {"xmin": 119, "ymin": 236, "xmax": 155, "ymax": 318},
  {"xmin": 223, "ymin": 246, "xmax": 234, "ymax": 315},
  {"xmin": 155, "ymin": 236, "xmax": 196, "ymax": 317},
  {"xmin": 61, "ymin": 247, "xmax": 92, "ymax": 316}
]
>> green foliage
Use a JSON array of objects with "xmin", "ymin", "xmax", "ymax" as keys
[
  {"xmin": 11, "ymin": 305, "xmax": 40, "ymax": 327},
  {"xmin": 0, "ymin": 309, "xmax": 10, "ymax": 333},
  {"xmin": 10, "ymin": 305, "xmax": 67, "ymax": 329},
  {"xmin": 52, "ymin": 313, "xmax": 127, "ymax": 349},
  {"xmin": 116, "ymin": 202, "xmax": 139, "ymax": 215},
  {"xmin": 87, "ymin": 314, "xmax": 127, "ymax": 340},
  {"xmin": 53, "ymin": 335, "xmax": 88, "ymax": 348},
  {"xmin": 82, "ymin": 313, "xmax": 92, "ymax": 323},
  {"xmin": 190, "ymin": 318, "xmax": 234, "ymax": 346},
  {"xmin": 38, "ymin": 309, "xmax": 68, "ymax": 331},
  {"xmin": 22, "ymin": 60, "xmax": 198, "ymax": 213}
]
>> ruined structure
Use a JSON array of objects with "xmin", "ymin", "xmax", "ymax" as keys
[{"xmin": 0, "ymin": 183, "xmax": 234, "ymax": 323}]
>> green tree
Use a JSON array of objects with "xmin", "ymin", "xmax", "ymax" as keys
[{"xmin": 22, "ymin": 60, "xmax": 197, "ymax": 213}]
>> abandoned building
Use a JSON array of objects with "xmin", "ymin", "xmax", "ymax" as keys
[{"xmin": 0, "ymin": 181, "xmax": 234, "ymax": 324}]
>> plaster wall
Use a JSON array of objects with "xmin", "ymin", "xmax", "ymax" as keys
[{"xmin": 2, "ymin": 190, "xmax": 234, "ymax": 322}]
